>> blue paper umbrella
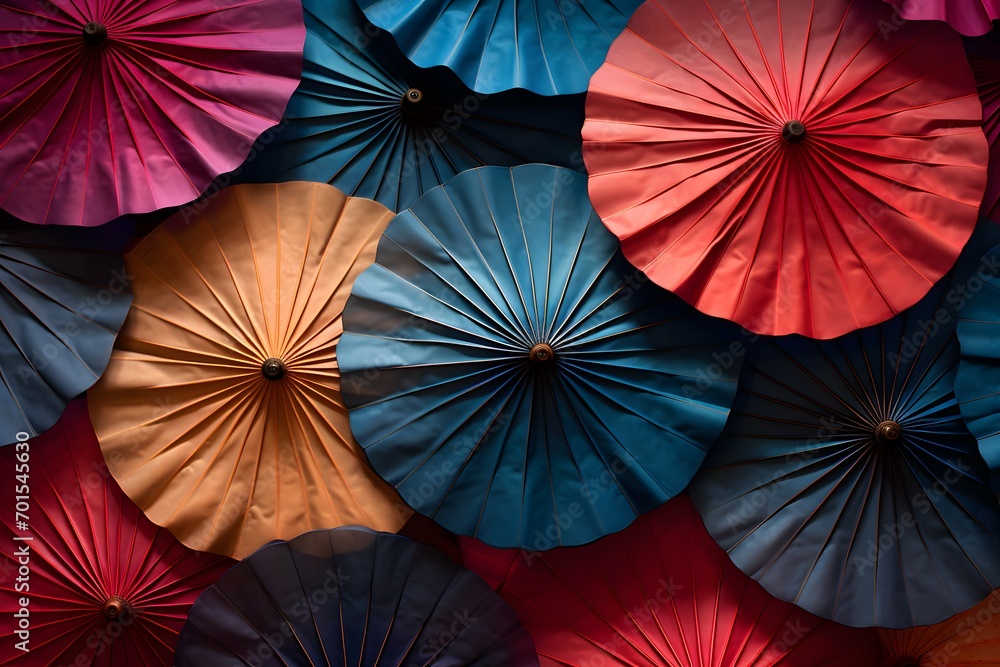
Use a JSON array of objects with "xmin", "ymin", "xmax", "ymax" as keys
[
  {"xmin": 338, "ymin": 164, "xmax": 744, "ymax": 550},
  {"xmin": 955, "ymin": 244, "xmax": 1000, "ymax": 494},
  {"xmin": 689, "ymin": 230, "xmax": 1000, "ymax": 629},
  {"xmin": 0, "ymin": 215, "xmax": 133, "ymax": 444},
  {"xmin": 355, "ymin": 0, "xmax": 643, "ymax": 96},
  {"xmin": 174, "ymin": 527, "xmax": 538, "ymax": 666},
  {"xmin": 237, "ymin": 0, "xmax": 584, "ymax": 212}
]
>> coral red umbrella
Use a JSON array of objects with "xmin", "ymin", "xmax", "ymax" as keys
[
  {"xmin": 0, "ymin": 0, "xmax": 304, "ymax": 226},
  {"xmin": 885, "ymin": 0, "xmax": 1000, "ymax": 36},
  {"xmin": 968, "ymin": 32, "xmax": 1000, "ymax": 222},
  {"xmin": 584, "ymin": 0, "xmax": 987, "ymax": 338},
  {"xmin": 459, "ymin": 496, "xmax": 882, "ymax": 667},
  {"xmin": 879, "ymin": 589, "xmax": 1000, "ymax": 665},
  {"xmin": 0, "ymin": 399, "xmax": 234, "ymax": 665}
]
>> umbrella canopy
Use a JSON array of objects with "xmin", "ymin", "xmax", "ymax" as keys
[
  {"xmin": 885, "ymin": 0, "xmax": 1000, "ymax": 36},
  {"xmin": 0, "ymin": 399, "xmax": 234, "ymax": 666},
  {"xmin": 688, "ymin": 223, "xmax": 1000, "ymax": 628},
  {"xmin": 355, "ymin": 0, "xmax": 643, "ymax": 96},
  {"xmin": 0, "ymin": 213, "xmax": 132, "ymax": 445},
  {"xmin": 967, "ymin": 32, "xmax": 1000, "ymax": 221},
  {"xmin": 0, "ymin": 0, "xmax": 304, "ymax": 227},
  {"xmin": 338, "ymin": 164, "xmax": 743, "ymax": 550},
  {"xmin": 235, "ymin": 0, "xmax": 584, "ymax": 212},
  {"xmin": 87, "ymin": 182, "xmax": 409, "ymax": 560},
  {"xmin": 878, "ymin": 589, "xmax": 1000, "ymax": 666},
  {"xmin": 584, "ymin": 0, "xmax": 987, "ymax": 339},
  {"xmin": 458, "ymin": 496, "xmax": 882, "ymax": 667},
  {"xmin": 954, "ymin": 244, "xmax": 1000, "ymax": 494},
  {"xmin": 175, "ymin": 527, "xmax": 538, "ymax": 666}
]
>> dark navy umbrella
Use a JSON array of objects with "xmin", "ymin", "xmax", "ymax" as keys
[
  {"xmin": 0, "ymin": 215, "xmax": 133, "ymax": 444},
  {"xmin": 174, "ymin": 527, "xmax": 538, "ymax": 666},
  {"xmin": 236, "ymin": 0, "xmax": 584, "ymax": 212},
  {"xmin": 338, "ymin": 164, "xmax": 743, "ymax": 550},
  {"xmin": 955, "ymin": 244, "xmax": 1000, "ymax": 494},
  {"xmin": 355, "ymin": 0, "xmax": 643, "ymax": 96},
  {"xmin": 689, "ymin": 221, "xmax": 1000, "ymax": 629}
]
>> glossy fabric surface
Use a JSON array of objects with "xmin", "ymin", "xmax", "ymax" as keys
[
  {"xmin": 967, "ymin": 33, "xmax": 1000, "ymax": 222},
  {"xmin": 584, "ymin": 0, "xmax": 987, "ymax": 338},
  {"xmin": 879, "ymin": 589, "xmax": 1000, "ymax": 666},
  {"xmin": 689, "ymin": 223, "xmax": 1000, "ymax": 628},
  {"xmin": 87, "ymin": 182, "xmax": 408, "ymax": 560},
  {"xmin": 0, "ymin": 0, "xmax": 304, "ymax": 226},
  {"xmin": 955, "ymin": 245, "xmax": 1000, "ymax": 495},
  {"xmin": 0, "ymin": 400, "xmax": 234, "ymax": 666},
  {"xmin": 459, "ymin": 497, "xmax": 882, "ymax": 667},
  {"xmin": 885, "ymin": 0, "xmax": 1000, "ymax": 36},
  {"xmin": 356, "ymin": 0, "xmax": 643, "ymax": 95},
  {"xmin": 237, "ymin": 0, "xmax": 584, "ymax": 212},
  {"xmin": 175, "ymin": 527, "xmax": 538, "ymax": 666},
  {"xmin": 339, "ymin": 164, "xmax": 743, "ymax": 549},
  {"xmin": 0, "ymin": 215, "xmax": 132, "ymax": 445}
]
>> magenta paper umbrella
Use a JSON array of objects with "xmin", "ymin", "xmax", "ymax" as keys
[
  {"xmin": 885, "ymin": 0, "xmax": 1000, "ymax": 36},
  {"xmin": 0, "ymin": 0, "xmax": 304, "ymax": 227}
]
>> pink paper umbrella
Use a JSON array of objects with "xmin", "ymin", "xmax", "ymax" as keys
[
  {"xmin": 0, "ymin": 0, "xmax": 304, "ymax": 226},
  {"xmin": 886, "ymin": 0, "xmax": 1000, "ymax": 36}
]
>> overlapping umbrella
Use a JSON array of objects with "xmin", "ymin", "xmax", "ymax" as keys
[
  {"xmin": 0, "ymin": 399, "xmax": 234, "ymax": 666},
  {"xmin": 689, "ymin": 223, "xmax": 1000, "ymax": 628},
  {"xmin": 879, "ymin": 589, "xmax": 1000, "ymax": 666},
  {"xmin": 175, "ymin": 527, "xmax": 538, "ymax": 666},
  {"xmin": 584, "ymin": 0, "xmax": 987, "ymax": 338},
  {"xmin": 356, "ymin": 0, "xmax": 643, "ymax": 96},
  {"xmin": 87, "ymin": 182, "xmax": 409, "ymax": 560},
  {"xmin": 885, "ymin": 0, "xmax": 1000, "ymax": 36},
  {"xmin": 0, "ymin": 214, "xmax": 132, "ymax": 445},
  {"xmin": 235, "ymin": 0, "xmax": 584, "ymax": 212},
  {"xmin": 967, "ymin": 32, "xmax": 1000, "ymax": 221},
  {"xmin": 459, "ymin": 496, "xmax": 882, "ymax": 666},
  {"xmin": 0, "ymin": 0, "xmax": 304, "ymax": 226},
  {"xmin": 338, "ymin": 164, "xmax": 743, "ymax": 549},
  {"xmin": 955, "ymin": 244, "xmax": 1000, "ymax": 494}
]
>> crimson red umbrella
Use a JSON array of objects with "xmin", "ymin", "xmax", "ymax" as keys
[
  {"xmin": 459, "ymin": 496, "xmax": 881, "ymax": 667},
  {"xmin": 584, "ymin": 0, "xmax": 987, "ymax": 338},
  {"xmin": 0, "ymin": 0, "xmax": 304, "ymax": 226},
  {"xmin": 0, "ymin": 399, "xmax": 234, "ymax": 665}
]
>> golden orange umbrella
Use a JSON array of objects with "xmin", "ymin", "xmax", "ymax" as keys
[
  {"xmin": 87, "ymin": 181, "xmax": 410, "ymax": 559},
  {"xmin": 879, "ymin": 590, "xmax": 1000, "ymax": 665}
]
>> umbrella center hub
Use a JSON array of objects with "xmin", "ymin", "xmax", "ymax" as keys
[
  {"xmin": 103, "ymin": 596, "xmax": 131, "ymax": 621},
  {"xmin": 894, "ymin": 659, "xmax": 921, "ymax": 667},
  {"xmin": 262, "ymin": 357, "xmax": 287, "ymax": 381},
  {"xmin": 875, "ymin": 419, "xmax": 902, "ymax": 444},
  {"xmin": 781, "ymin": 120, "xmax": 807, "ymax": 144},
  {"xmin": 529, "ymin": 343, "xmax": 555, "ymax": 365},
  {"xmin": 401, "ymin": 88, "xmax": 427, "ymax": 115},
  {"xmin": 83, "ymin": 21, "xmax": 108, "ymax": 46}
]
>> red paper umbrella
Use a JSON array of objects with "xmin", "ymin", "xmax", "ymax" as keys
[
  {"xmin": 459, "ymin": 496, "xmax": 881, "ymax": 667},
  {"xmin": 0, "ymin": 400, "xmax": 233, "ymax": 665},
  {"xmin": 584, "ymin": 0, "xmax": 987, "ymax": 338},
  {"xmin": 0, "ymin": 0, "xmax": 304, "ymax": 226},
  {"xmin": 968, "ymin": 33, "xmax": 1000, "ymax": 221}
]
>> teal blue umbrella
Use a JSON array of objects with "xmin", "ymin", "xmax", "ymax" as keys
[
  {"xmin": 690, "ymin": 222, "xmax": 1000, "ymax": 629},
  {"xmin": 237, "ymin": 0, "xmax": 584, "ymax": 211},
  {"xmin": 338, "ymin": 164, "xmax": 744, "ymax": 550},
  {"xmin": 356, "ymin": 0, "xmax": 643, "ymax": 95}
]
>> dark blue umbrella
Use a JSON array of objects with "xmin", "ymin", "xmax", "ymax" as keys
[
  {"xmin": 174, "ymin": 527, "xmax": 538, "ymax": 666},
  {"xmin": 338, "ymin": 164, "xmax": 744, "ymax": 550},
  {"xmin": 355, "ymin": 0, "xmax": 643, "ymax": 96},
  {"xmin": 955, "ymin": 244, "xmax": 1000, "ymax": 494},
  {"xmin": 236, "ymin": 0, "xmax": 584, "ymax": 212},
  {"xmin": 0, "ymin": 215, "xmax": 133, "ymax": 445},
  {"xmin": 689, "ymin": 221, "xmax": 1000, "ymax": 629}
]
